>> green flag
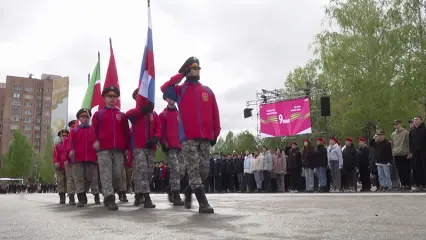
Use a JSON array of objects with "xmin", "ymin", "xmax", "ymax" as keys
[{"xmin": 82, "ymin": 52, "xmax": 101, "ymax": 109}]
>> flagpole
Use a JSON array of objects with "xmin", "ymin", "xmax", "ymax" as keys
[
  {"xmin": 88, "ymin": 73, "xmax": 90, "ymax": 86},
  {"xmin": 147, "ymin": 0, "xmax": 150, "ymax": 7}
]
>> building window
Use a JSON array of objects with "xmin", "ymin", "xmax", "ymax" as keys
[
  {"xmin": 24, "ymin": 95, "xmax": 33, "ymax": 100},
  {"xmin": 24, "ymin": 102, "xmax": 32, "ymax": 107},
  {"xmin": 24, "ymin": 109, "xmax": 32, "ymax": 115},
  {"xmin": 24, "ymin": 125, "xmax": 32, "ymax": 131},
  {"xmin": 24, "ymin": 132, "xmax": 31, "ymax": 139},
  {"xmin": 38, "ymin": 88, "xmax": 42, "ymax": 92},
  {"xmin": 12, "ymin": 106, "xmax": 20, "ymax": 114},
  {"xmin": 10, "ymin": 124, "xmax": 19, "ymax": 130},
  {"xmin": 44, "ymin": 96, "xmax": 51, "ymax": 101},
  {"xmin": 11, "ymin": 115, "xmax": 20, "ymax": 121},
  {"xmin": 35, "ymin": 133, "xmax": 40, "ymax": 139},
  {"xmin": 24, "ymin": 117, "xmax": 32, "ymax": 123},
  {"xmin": 34, "ymin": 125, "xmax": 40, "ymax": 130},
  {"xmin": 45, "ymin": 119, "xmax": 50, "ymax": 124},
  {"xmin": 13, "ymin": 93, "xmax": 20, "ymax": 98},
  {"xmin": 36, "ymin": 96, "xmax": 41, "ymax": 100},
  {"xmin": 34, "ymin": 149, "xmax": 39, "ymax": 154},
  {"xmin": 13, "ymin": 85, "xmax": 22, "ymax": 90},
  {"xmin": 45, "ymin": 103, "xmax": 51, "ymax": 108},
  {"xmin": 35, "ymin": 117, "xmax": 41, "ymax": 123},
  {"xmin": 12, "ymin": 100, "xmax": 20, "ymax": 106},
  {"xmin": 44, "ymin": 111, "xmax": 50, "ymax": 116},
  {"xmin": 24, "ymin": 87, "xmax": 33, "ymax": 92}
]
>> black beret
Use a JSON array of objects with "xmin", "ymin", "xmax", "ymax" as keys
[
  {"xmin": 76, "ymin": 108, "xmax": 92, "ymax": 119},
  {"xmin": 68, "ymin": 120, "xmax": 76, "ymax": 128},
  {"xmin": 178, "ymin": 56, "xmax": 200, "ymax": 74},
  {"xmin": 57, "ymin": 129, "xmax": 69, "ymax": 137},
  {"xmin": 102, "ymin": 86, "xmax": 120, "ymax": 97},
  {"xmin": 132, "ymin": 88, "xmax": 138, "ymax": 100}
]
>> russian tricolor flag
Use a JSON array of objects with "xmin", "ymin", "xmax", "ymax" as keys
[{"xmin": 136, "ymin": 2, "xmax": 155, "ymax": 109}]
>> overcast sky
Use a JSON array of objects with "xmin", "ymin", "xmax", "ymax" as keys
[{"xmin": 0, "ymin": 0, "xmax": 327, "ymax": 137}]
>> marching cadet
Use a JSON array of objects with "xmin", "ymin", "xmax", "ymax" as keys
[
  {"xmin": 91, "ymin": 85, "xmax": 130, "ymax": 211},
  {"xmin": 53, "ymin": 129, "xmax": 75, "ymax": 205},
  {"xmin": 160, "ymin": 89, "xmax": 184, "ymax": 206},
  {"xmin": 125, "ymin": 89, "xmax": 161, "ymax": 208},
  {"xmin": 161, "ymin": 57, "xmax": 221, "ymax": 214},
  {"xmin": 68, "ymin": 108, "xmax": 101, "ymax": 207}
]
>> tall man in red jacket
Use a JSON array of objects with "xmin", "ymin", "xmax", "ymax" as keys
[
  {"xmin": 54, "ymin": 129, "xmax": 75, "ymax": 205},
  {"xmin": 161, "ymin": 57, "xmax": 220, "ymax": 214},
  {"xmin": 91, "ymin": 86, "xmax": 130, "ymax": 211},
  {"xmin": 160, "ymin": 90, "xmax": 184, "ymax": 206},
  {"xmin": 68, "ymin": 108, "xmax": 101, "ymax": 207},
  {"xmin": 125, "ymin": 89, "xmax": 161, "ymax": 208}
]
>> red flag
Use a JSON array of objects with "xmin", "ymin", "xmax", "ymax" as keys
[{"xmin": 99, "ymin": 38, "xmax": 121, "ymax": 109}]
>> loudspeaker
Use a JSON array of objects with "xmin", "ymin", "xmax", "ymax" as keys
[
  {"xmin": 320, "ymin": 96, "xmax": 331, "ymax": 116},
  {"xmin": 244, "ymin": 108, "xmax": 253, "ymax": 118}
]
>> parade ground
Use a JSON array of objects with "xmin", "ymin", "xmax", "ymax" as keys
[{"xmin": 0, "ymin": 192, "xmax": 425, "ymax": 240}]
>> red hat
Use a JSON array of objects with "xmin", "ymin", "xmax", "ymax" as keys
[
  {"xmin": 291, "ymin": 142, "xmax": 297, "ymax": 146},
  {"xmin": 303, "ymin": 139, "xmax": 310, "ymax": 143},
  {"xmin": 329, "ymin": 137, "xmax": 338, "ymax": 142},
  {"xmin": 345, "ymin": 138, "xmax": 353, "ymax": 142},
  {"xmin": 358, "ymin": 137, "xmax": 366, "ymax": 142},
  {"xmin": 316, "ymin": 137, "xmax": 325, "ymax": 143}
]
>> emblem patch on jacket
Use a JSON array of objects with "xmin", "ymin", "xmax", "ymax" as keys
[
  {"xmin": 202, "ymin": 92, "xmax": 208, "ymax": 102},
  {"xmin": 116, "ymin": 114, "xmax": 122, "ymax": 121}
]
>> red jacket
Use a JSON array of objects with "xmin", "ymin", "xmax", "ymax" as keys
[
  {"xmin": 53, "ymin": 141, "xmax": 68, "ymax": 169},
  {"xmin": 92, "ymin": 106, "xmax": 130, "ymax": 152},
  {"xmin": 69, "ymin": 125, "xmax": 97, "ymax": 164},
  {"xmin": 63, "ymin": 137, "xmax": 72, "ymax": 164},
  {"xmin": 159, "ymin": 165, "xmax": 167, "ymax": 179},
  {"xmin": 126, "ymin": 109, "xmax": 161, "ymax": 150},
  {"xmin": 159, "ymin": 106, "xmax": 181, "ymax": 149},
  {"xmin": 160, "ymin": 74, "xmax": 221, "ymax": 142}
]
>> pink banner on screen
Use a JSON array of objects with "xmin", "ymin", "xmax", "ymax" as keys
[{"xmin": 259, "ymin": 98, "xmax": 312, "ymax": 137}]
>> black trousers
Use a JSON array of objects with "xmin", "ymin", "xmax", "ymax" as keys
[
  {"xmin": 288, "ymin": 168, "xmax": 301, "ymax": 191},
  {"xmin": 412, "ymin": 152, "xmax": 426, "ymax": 187},
  {"xmin": 394, "ymin": 155, "xmax": 411, "ymax": 187},
  {"xmin": 359, "ymin": 165, "xmax": 371, "ymax": 190},
  {"xmin": 214, "ymin": 174, "xmax": 223, "ymax": 192},
  {"xmin": 262, "ymin": 171, "xmax": 272, "ymax": 192}
]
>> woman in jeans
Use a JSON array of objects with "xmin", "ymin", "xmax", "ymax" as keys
[{"xmin": 327, "ymin": 137, "xmax": 343, "ymax": 192}]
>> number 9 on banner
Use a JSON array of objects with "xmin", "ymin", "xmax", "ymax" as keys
[{"xmin": 279, "ymin": 114, "xmax": 284, "ymax": 124}]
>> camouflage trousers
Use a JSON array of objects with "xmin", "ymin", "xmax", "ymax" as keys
[
  {"xmin": 182, "ymin": 140, "xmax": 211, "ymax": 189},
  {"xmin": 65, "ymin": 164, "xmax": 75, "ymax": 194},
  {"xmin": 72, "ymin": 162, "xmax": 99, "ymax": 194},
  {"xmin": 118, "ymin": 166, "xmax": 131, "ymax": 192},
  {"xmin": 97, "ymin": 150, "xmax": 124, "ymax": 197},
  {"xmin": 167, "ymin": 149, "xmax": 185, "ymax": 191},
  {"xmin": 132, "ymin": 148, "xmax": 155, "ymax": 194},
  {"xmin": 56, "ymin": 169, "xmax": 66, "ymax": 193}
]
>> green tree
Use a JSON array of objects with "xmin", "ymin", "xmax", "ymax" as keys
[
  {"xmin": 2, "ymin": 130, "xmax": 34, "ymax": 179},
  {"xmin": 233, "ymin": 131, "xmax": 258, "ymax": 153},
  {"xmin": 39, "ymin": 129, "xmax": 55, "ymax": 183}
]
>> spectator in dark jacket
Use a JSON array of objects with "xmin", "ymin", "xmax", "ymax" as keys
[
  {"xmin": 314, "ymin": 138, "xmax": 328, "ymax": 192},
  {"xmin": 287, "ymin": 143, "xmax": 302, "ymax": 192},
  {"xmin": 409, "ymin": 116, "xmax": 426, "ymax": 190},
  {"xmin": 342, "ymin": 138, "xmax": 358, "ymax": 192},
  {"xmin": 302, "ymin": 140, "xmax": 315, "ymax": 192},
  {"xmin": 357, "ymin": 138, "xmax": 371, "ymax": 191},
  {"xmin": 370, "ymin": 130, "xmax": 393, "ymax": 190}
]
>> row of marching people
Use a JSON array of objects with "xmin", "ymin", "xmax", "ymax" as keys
[{"xmin": 53, "ymin": 57, "xmax": 221, "ymax": 213}]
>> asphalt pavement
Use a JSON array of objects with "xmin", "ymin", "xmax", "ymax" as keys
[{"xmin": 0, "ymin": 192, "xmax": 425, "ymax": 240}]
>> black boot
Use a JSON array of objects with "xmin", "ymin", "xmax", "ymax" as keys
[
  {"xmin": 173, "ymin": 190, "xmax": 184, "ymax": 206},
  {"xmin": 194, "ymin": 187, "xmax": 214, "ymax": 214},
  {"xmin": 77, "ymin": 193, "xmax": 85, "ymax": 207},
  {"xmin": 94, "ymin": 194, "xmax": 101, "ymax": 204},
  {"xmin": 69, "ymin": 194, "xmax": 76, "ymax": 205},
  {"xmin": 118, "ymin": 192, "xmax": 123, "ymax": 202},
  {"xmin": 59, "ymin": 193, "xmax": 66, "ymax": 204},
  {"xmin": 83, "ymin": 193, "xmax": 88, "ymax": 204},
  {"xmin": 134, "ymin": 193, "xmax": 142, "ymax": 206},
  {"xmin": 167, "ymin": 188, "xmax": 174, "ymax": 203},
  {"xmin": 184, "ymin": 187, "xmax": 193, "ymax": 209},
  {"xmin": 143, "ymin": 193, "xmax": 156, "ymax": 208},
  {"xmin": 105, "ymin": 195, "xmax": 118, "ymax": 210},
  {"xmin": 120, "ymin": 191, "xmax": 129, "ymax": 203}
]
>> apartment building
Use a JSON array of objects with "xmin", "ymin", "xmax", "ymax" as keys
[
  {"xmin": 0, "ymin": 83, "xmax": 6, "ymax": 158},
  {"xmin": 1, "ymin": 76, "xmax": 56, "ymax": 156}
]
